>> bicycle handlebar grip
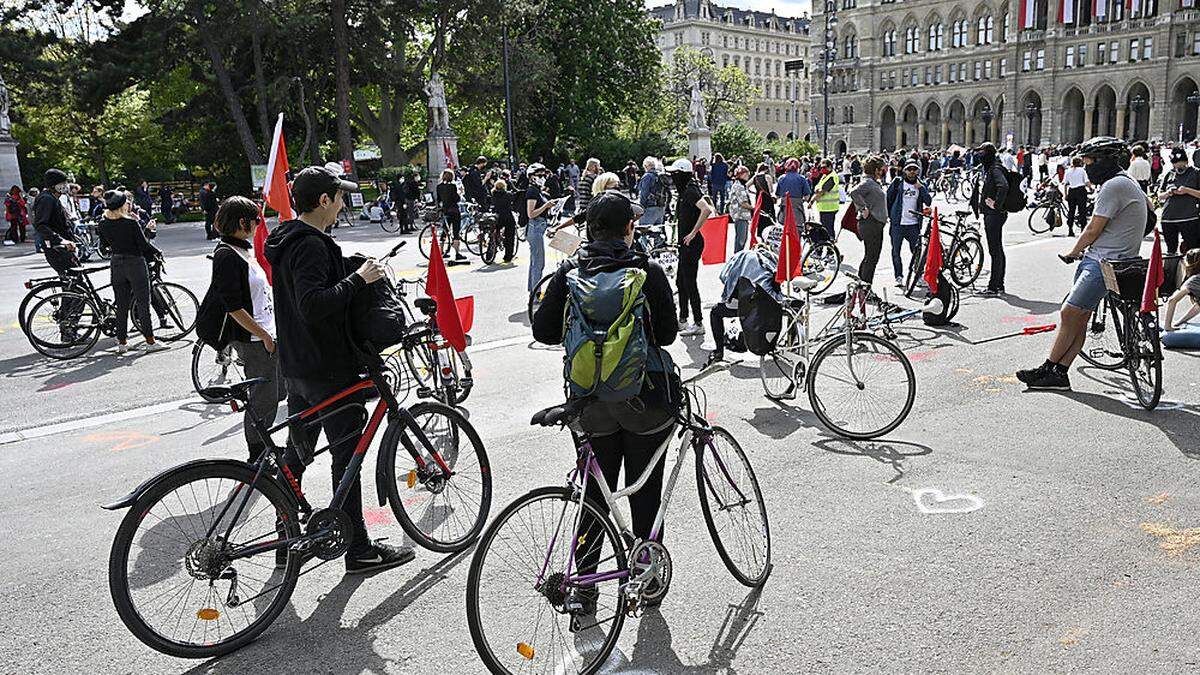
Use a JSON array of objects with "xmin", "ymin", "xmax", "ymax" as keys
[{"xmin": 1057, "ymin": 254, "xmax": 1080, "ymax": 264}]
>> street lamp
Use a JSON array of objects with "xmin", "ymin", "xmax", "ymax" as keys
[
  {"xmin": 981, "ymin": 104, "xmax": 994, "ymax": 143},
  {"xmin": 1131, "ymin": 95, "xmax": 1146, "ymax": 140},
  {"xmin": 1025, "ymin": 102, "xmax": 1039, "ymax": 145},
  {"xmin": 822, "ymin": 7, "xmax": 837, "ymax": 158},
  {"xmin": 785, "ymin": 58, "xmax": 806, "ymax": 142}
]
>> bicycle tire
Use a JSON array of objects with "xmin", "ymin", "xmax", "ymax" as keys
[
  {"xmin": 904, "ymin": 235, "xmax": 929, "ymax": 299},
  {"xmin": 108, "ymin": 462, "xmax": 302, "ymax": 659},
  {"xmin": 481, "ymin": 228, "xmax": 498, "ymax": 264},
  {"xmin": 760, "ymin": 311, "xmax": 803, "ymax": 400},
  {"xmin": 191, "ymin": 341, "xmax": 245, "ymax": 402},
  {"xmin": 380, "ymin": 213, "xmax": 402, "ymax": 233},
  {"xmin": 807, "ymin": 331, "xmax": 916, "ymax": 440},
  {"xmin": 151, "ymin": 281, "xmax": 199, "ymax": 341},
  {"xmin": 527, "ymin": 273, "xmax": 555, "ymax": 324},
  {"xmin": 466, "ymin": 486, "xmax": 627, "ymax": 675},
  {"xmin": 25, "ymin": 292, "xmax": 102, "ymax": 359},
  {"xmin": 695, "ymin": 427, "xmax": 772, "ymax": 587},
  {"xmin": 947, "ymin": 235, "xmax": 984, "ymax": 287},
  {"xmin": 18, "ymin": 279, "xmax": 67, "ymax": 335},
  {"xmin": 418, "ymin": 223, "xmax": 451, "ymax": 260},
  {"xmin": 1027, "ymin": 204, "xmax": 1055, "ymax": 235},
  {"xmin": 1128, "ymin": 314, "xmax": 1163, "ymax": 410},
  {"xmin": 383, "ymin": 401, "xmax": 491, "ymax": 552},
  {"xmin": 801, "ymin": 242, "xmax": 841, "ymax": 295},
  {"xmin": 1077, "ymin": 296, "xmax": 1126, "ymax": 370}
]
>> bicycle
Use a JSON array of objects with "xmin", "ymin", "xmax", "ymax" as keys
[
  {"xmin": 105, "ymin": 358, "xmax": 492, "ymax": 658},
  {"xmin": 634, "ymin": 224, "xmax": 678, "ymax": 279},
  {"xmin": 759, "ymin": 274, "xmax": 917, "ymax": 439},
  {"xmin": 465, "ymin": 361, "xmax": 770, "ymax": 674},
  {"xmin": 383, "ymin": 277, "xmax": 475, "ymax": 406},
  {"xmin": 1026, "ymin": 182, "xmax": 1069, "ymax": 235},
  {"xmin": 74, "ymin": 218, "xmax": 110, "ymax": 262},
  {"xmin": 22, "ymin": 256, "xmax": 198, "ymax": 359},
  {"xmin": 462, "ymin": 203, "xmax": 502, "ymax": 264},
  {"xmin": 418, "ymin": 207, "xmax": 453, "ymax": 260},
  {"xmin": 192, "ymin": 343, "xmax": 246, "ymax": 403},
  {"xmin": 903, "ymin": 209, "xmax": 984, "ymax": 297}
]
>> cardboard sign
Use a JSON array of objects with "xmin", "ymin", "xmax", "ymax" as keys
[
  {"xmin": 350, "ymin": 192, "xmax": 365, "ymax": 208},
  {"xmin": 548, "ymin": 228, "xmax": 582, "ymax": 256}
]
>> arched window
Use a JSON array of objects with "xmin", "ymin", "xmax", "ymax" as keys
[
  {"xmin": 976, "ymin": 15, "xmax": 993, "ymax": 45},
  {"xmin": 1001, "ymin": 14, "xmax": 1010, "ymax": 42},
  {"xmin": 927, "ymin": 22, "xmax": 944, "ymax": 51},
  {"xmin": 905, "ymin": 25, "xmax": 920, "ymax": 54},
  {"xmin": 952, "ymin": 18, "xmax": 968, "ymax": 48},
  {"xmin": 882, "ymin": 28, "xmax": 897, "ymax": 57}
]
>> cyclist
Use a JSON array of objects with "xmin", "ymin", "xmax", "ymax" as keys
[
  {"xmin": 886, "ymin": 162, "xmax": 931, "ymax": 288},
  {"xmin": 531, "ymin": 191, "xmax": 678, "ymax": 609},
  {"xmin": 264, "ymin": 165, "xmax": 415, "ymax": 574},
  {"xmin": 32, "ymin": 168, "xmax": 79, "ymax": 275},
  {"xmin": 1017, "ymin": 137, "xmax": 1150, "ymax": 391},
  {"xmin": 97, "ymin": 189, "xmax": 167, "ymax": 354}
]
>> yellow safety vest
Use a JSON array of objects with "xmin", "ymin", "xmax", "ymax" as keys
[{"xmin": 814, "ymin": 173, "xmax": 841, "ymax": 213}]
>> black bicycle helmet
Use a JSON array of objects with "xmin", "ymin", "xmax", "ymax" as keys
[{"xmin": 1075, "ymin": 136, "xmax": 1130, "ymax": 166}]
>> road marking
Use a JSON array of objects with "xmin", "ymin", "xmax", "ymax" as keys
[
  {"xmin": 1145, "ymin": 493, "xmax": 1170, "ymax": 505},
  {"xmin": 469, "ymin": 335, "xmax": 530, "ymax": 353},
  {"xmin": 81, "ymin": 430, "xmax": 161, "ymax": 451},
  {"xmin": 1140, "ymin": 522, "xmax": 1200, "ymax": 556},
  {"xmin": 0, "ymin": 397, "xmax": 198, "ymax": 446},
  {"xmin": 907, "ymin": 487, "xmax": 984, "ymax": 515}
]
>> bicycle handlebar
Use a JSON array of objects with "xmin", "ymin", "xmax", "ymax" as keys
[
  {"xmin": 381, "ymin": 239, "xmax": 407, "ymax": 261},
  {"xmin": 1058, "ymin": 253, "xmax": 1081, "ymax": 264}
]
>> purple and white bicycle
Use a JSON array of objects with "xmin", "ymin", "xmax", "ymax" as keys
[{"xmin": 465, "ymin": 362, "xmax": 771, "ymax": 674}]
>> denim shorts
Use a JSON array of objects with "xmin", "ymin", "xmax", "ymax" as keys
[{"xmin": 1064, "ymin": 256, "xmax": 1107, "ymax": 311}]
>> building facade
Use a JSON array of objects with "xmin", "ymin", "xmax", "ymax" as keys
[
  {"xmin": 809, "ymin": 0, "xmax": 1200, "ymax": 154},
  {"xmin": 649, "ymin": 0, "xmax": 812, "ymax": 141}
]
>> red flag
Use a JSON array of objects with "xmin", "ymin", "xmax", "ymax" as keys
[
  {"xmin": 443, "ymin": 140, "xmax": 456, "ymax": 170},
  {"xmin": 774, "ymin": 197, "xmax": 804, "ymax": 283},
  {"xmin": 253, "ymin": 208, "xmax": 272, "ymax": 284},
  {"xmin": 747, "ymin": 191, "xmax": 763, "ymax": 249},
  {"xmin": 1140, "ymin": 228, "xmax": 1164, "ymax": 314},
  {"xmin": 700, "ymin": 214, "xmax": 730, "ymax": 264},
  {"xmin": 425, "ymin": 228, "xmax": 468, "ymax": 351},
  {"xmin": 840, "ymin": 202, "xmax": 860, "ymax": 240},
  {"xmin": 923, "ymin": 207, "xmax": 944, "ymax": 294},
  {"xmin": 455, "ymin": 296, "xmax": 475, "ymax": 333},
  {"xmin": 262, "ymin": 114, "xmax": 293, "ymax": 221}
]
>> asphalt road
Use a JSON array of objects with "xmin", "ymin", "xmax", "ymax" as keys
[{"xmin": 1, "ymin": 200, "xmax": 1198, "ymax": 674}]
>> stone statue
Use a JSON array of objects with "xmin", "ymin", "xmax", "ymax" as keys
[
  {"xmin": 424, "ymin": 72, "xmax": 450, "ymax": 132},
  {"xmin": 687, "ymin": 78, "xmax": 707, "ymax": 131},
  {"xmin": 0, "ymin": 75, "xmax": 10, "ymax": 136}
]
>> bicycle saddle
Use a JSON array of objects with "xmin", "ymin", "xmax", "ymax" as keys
[
  {"xmin": 199, "ymin": 377, "xmax": 268, "ymax": 404},
  {"xmin": 531, "ymin": 399, "xmax": 587, "ymax": 428},
  {"xmin": 414, "ymin": 297, "xmax": 438, "ymax": 315}
]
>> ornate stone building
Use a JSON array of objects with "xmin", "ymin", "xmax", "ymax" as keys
[
  {"xmin": 649, "ymin": 0, "xmax": 813, "ymax": 141},
  {"xmin": 809, "ymin": 0, "xmax": 1200, "ymax": 153}
]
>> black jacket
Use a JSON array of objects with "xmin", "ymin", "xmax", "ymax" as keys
[
  {"xmin": 264, "ymin": 219, "xmax": 366, "ymax": 379},
  {"xmin": 978, "ymin": 162, "xmax": 1008, "ymax": 216},
  {"xmin": 463, "ymin": 167, "xmax": 488, "ymax": 205},
  {"xmin": 33, "ymin": 191, "xmax": 72, "ymax": 246}
]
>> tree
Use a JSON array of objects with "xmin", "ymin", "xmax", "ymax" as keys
[
  {"xmin": 712, "ymin": 123, "xmax": 766, "ymax": 161},
  {"xmin": 666, "ymin": 46, "xmax": 754, "ymax": 129}
]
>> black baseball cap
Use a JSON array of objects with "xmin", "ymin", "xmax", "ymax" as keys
[
  {"xmin": 587, "ymin": 191, "xmax": 642, "ymax": 237},
  {"xmin": 291, "ymin": 166, "xmax": 358, "ymax": 213},
  {"xmin": 1170, "ymin": 147, "xmax": 1188, "ymax": 164},
  {"xmin": 44, "ymin": 168, "xmax": 68, "ymax": 186}
]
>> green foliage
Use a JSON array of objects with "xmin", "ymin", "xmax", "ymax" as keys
[
  {"xmin": 666, "ymin": 46, "xmax": 754, "ymax": 129},
  {"xmin": 712, "ymin": 123, "xmax": 767, "ymax": 162},
  {"xmin": 768, "ymin": 138, "xmax": 821, "ymax": 160}
]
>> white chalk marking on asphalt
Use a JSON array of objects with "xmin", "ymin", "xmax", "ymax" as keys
[
  {"xmin": 468, "ymin": 335, "xmax": 531, "ymax": 354},
  {"xmin": 905, "ymin": 487, "xmax": 984, "ymax": 515},
  {"xmin": 0, "ymin": 397, "xmax": 199, "ymax": 446}
]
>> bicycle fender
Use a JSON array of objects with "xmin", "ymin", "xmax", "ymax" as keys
[
  {"xmin": 100, "ymin": 458, "xmax": 285, "ymax": 511},
  {"xmin": 374, "ymin": 420, "xmax": 405, "ymax": 508}
]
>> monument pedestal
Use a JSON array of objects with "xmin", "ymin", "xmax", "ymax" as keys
[
  {"xmin": 688, "ymin": 129, "xmax": 711, "ymax": 162},
  {"xmin": 0, "ymin": 136, "xmax": 21, "ymax": 190},
  {"xmin": 425, "ymin": 131, "xmax": 458, "ymax": 192}
]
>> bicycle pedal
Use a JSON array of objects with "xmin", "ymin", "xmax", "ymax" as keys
[{"xmin": 416, "ymin": 386, "xmax": 433, "ymax": 398}]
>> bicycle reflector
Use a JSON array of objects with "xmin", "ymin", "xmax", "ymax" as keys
[
  {"xmin": 24, "ymin": 281, "xmax": 32, "ymax": 289},
  {"xmin": 407, "ymin": 470, "xmax": 417, "ymax": 488},
  {"xmin": 517, "ymin": 643, "xmax": 535, "ymax": 660},
  {"xmin": 196, "ymin": 608, "xmax": 220, "ymax": 621}
]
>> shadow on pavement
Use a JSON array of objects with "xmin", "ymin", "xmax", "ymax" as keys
[
  {"xmin": 996, "ymin": 292, "xmax": 1061, "ymax": 316},
  {"xmin": 746, "ymin": 402, "xmax": 823, "ymax": 440},
  {"xmin": 812, "ymin": 437, "xmax": 934, "ymax": 484}
]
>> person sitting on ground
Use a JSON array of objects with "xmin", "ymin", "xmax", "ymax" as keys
[
  {"xmin": 1163, "ymin": 249, "xmax": 1200, "ymax": 349},
  {"xmin": 264, "ymin": 165, "xmax": 414, "ymax": 574}
]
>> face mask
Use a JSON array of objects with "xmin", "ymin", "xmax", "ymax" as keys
[
  {"xmin": 532, "ymin": 176, "xmax": 545, "ymax": 187},
  {"xmin": 1084, "ymin": 160, "xmax": 1119, "ymax": 185},
  {"xmin": 904, "ymin": 173, "xmax": 917, "ymax": 184}
]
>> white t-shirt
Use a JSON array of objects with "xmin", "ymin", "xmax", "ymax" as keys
[
  {"xmin": 236, "ymin": 247, "xmax": 276, "ymax": 339},
  {"xmin": 1063, "ymin": 166, "xmax": 1088, "ymax": 189},
  {"xmin": 900, "ymin": 181, "xmax": 920, "ymax": 225},
  {"xmin": 1127, "ymin": 157, "xmax": 1152, "ymax": 181}
]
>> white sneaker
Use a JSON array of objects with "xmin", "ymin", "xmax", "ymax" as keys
[
  {"xmin": 2, "ymin": 240, "xmax": 13, "ymax": 246},
  {"xmin": 895, "ymin": 276, "xmax": 904, "ymax": 287},
  {"xmin": 700, "ymin": 338, "xmax": 717, "ymax": 351},
  {"xmin": 137, "ymin": 341, "xmax": 171, "ymax": 353},
  {"xmin": 680, "ymin": 322, "xmax": 704, "ymax": 337},
  {"xmin": 115, "ymin": 343, "xmax": 129, "ymax": 354}
]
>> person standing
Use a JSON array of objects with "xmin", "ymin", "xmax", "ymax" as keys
[
  {"xmin": 436, "ymin": 168, "xmax": 469, "ymax": 265},
  {"xmin": 463, "ymin": 156, "xmax": 490, "ymax": 206},
  {"xmin": 849, "ymin": 156, "xmax": 888, "ymax": 287},
  {"xmin": 1128, "ymin": 145, "xmax": 1152, "ymax": 193},
  {"xmin": 203, "ymin": 196, "xmax": 285, "ymax": 461},
  {"xmin": 975, "ymin": 142, "xmax": 1010, "ymax": 296},
  {"xmin": 199, "ymin": 183, "xmax": 219, "ymax": 239},
  {"xmin": 158, "ymin": 184, "xmax": 174, "ymax": 224},
  {"xmin": 727, "ymin": 165, "xmax": 754, "ymax": 252},
  {"xmin": 567, "ymin": 159, "xmax": 580, "ymax": 192},
  {"xmin": 402, "ymin": 169, "xmax": 421, "ymax": 233},
  {"xmin": 33, "ymin": 169, "xmax": 78, "ymax": 274},
  {"xmin": 4, "ymin": 186, "xmax": 27, "ymax": 245},
  {"xmin": 885, "ymin": 162, "xmax": 931, "ymax": 287},
  {"xmin": 525, "ymin": 163, "xmax": 560, "ymax": 293},
  {"xmin": 709, "ymin": 153, "xmax": 729, "ymax": 213},
  {"xmin": 490, "ymin": 179, "xmax": 519, "ymax": 263},
  {"xmin": 1062, "ymin": 157, "xmax": 1091, "ymax": 237},
  {"xmin": 1159, "ymin": 147, "xmax": 1200, "ymax": 254},
  {"xmin": 752, "ymin": 162, "xmax": 776, "ymax": 237},
  {"xmin": 774, "ymin": 158, "xmax": 812, "ymax": 225},
  {"xmin": 811, "ymin": 159, "xmax": 842, "ymax": 239},
  {"xmin": 636, "ymin": 157, "xmax": 665, "ymax": 226},
  {"xmin": 264, "ymin": 165, "xmax": 415, "ymax": 574},
  {"xmin": 670, "ymin": 158, "xmax": 713, "ymax": 337},
  {"xmin": 96, "ymin": 189, "xmax": 167, "ymax": 354}
]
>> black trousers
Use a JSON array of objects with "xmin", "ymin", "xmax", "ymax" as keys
[
  {"xmin": 500, "ymin": 215, "xmax": 517, "ymax": 260},
  {"xmin": 111, "ymin": 254, "xmax": 153, "ymax": 342},
  {"xmin": 983, "ymin": 211, "xmax": 1008, "ymax": 291},
  {"xmin": 857, "ymin": 219, "xmax": 885, "ymax": 284},
  {"xmin": 1065, "ymin": 187, "xmax": 1089, "ymax": 235},
  {"xmin": 577, "ymin": 424, "xmax": 674, "ymax": 574},
  {"xmin": 708, "ymin": 302, "xmax": 738, "ymax": 357},
  {"xmin": 677, "ymin": 244, "xmax": 703, "ymax": 324},
  {"xmin": 445, "ymin": 209, "xmax": 462, "ymax": 240},
  {"xmin": 818, "ymin": 210, "xmax": 837, "ymax": 239},
  {"xmin": 204, "ymin": 211, "xmax": 216, "ymax": 239},
  {"xmin": 1163, "ymin": 218, "xmax": 1200, "ymax": 255},
  {"xmin": 283, "ymin": 375, "xmax": 371, "ymax": 555}
]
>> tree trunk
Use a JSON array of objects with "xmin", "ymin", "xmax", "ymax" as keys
[
  {"xmin": 199, "ymin": 27, "xmax": 264, "ymax": 164},
  {"xmin": 250, "ymin": 3, "xmax": 271, "ymax": 146},
  {"xmin": 331, "ymin": 0, "xmax": 356, "ymax": 178},
  {"xmin": 352, "ymin": 87, "xmax": 408, "ymax": 168}
]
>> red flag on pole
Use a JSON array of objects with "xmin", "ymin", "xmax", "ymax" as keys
[
  {"xmin": 1140, "ymin": 228, "xmax": 1164, "ymax": 314},
  {"xmin": 253, "ymin": 208, "xmax": 272, "ymax": 284},
  {"xmin": 425, "ymin": 228, "xmax": 469, "ymax": 351},
  {"xmin": 774, "ymin": 195, "xmax": 804, "ymax": 283},
  {"xmin": 262, "ymin": 114, "xmax": 293, "ymax": 221},
  {"xmin": 748, "ymin": 191, "xmax": 764, "ymax": 249},
  {"xmin": 443, "ymin": 140, "xmax": 457, "ymax": 170},
  {"xmin": 923, "ymin": 207, "xmax": 944, "ymax": 294},
  {"xmin": 700, "ymin": 214, "xmax": 730, "ymax": 264}
]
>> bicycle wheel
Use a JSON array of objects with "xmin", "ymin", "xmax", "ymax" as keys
[
  {"xmin": 108, "ymin": 462, "xmax": 302, "ymax": 659},
  {"xmin": 801, "ymin": 242, "xmax": 841, "ymax": 295},
  {"xmin": 808, "ymin": 331, "xmax": 916, "ymax": 440},
  {"xmin": 904, "ymin": 236, "xmax": 929, "ymax": 298},
  {"xmin": 192, "ymin": 342, "xmax": 246, "ymax": 402},
  {"xmin": 380, "ymin": 212, "xmax": 401, "ymax": 233},
  {"xmin": 463, "ymin": 218, "xmax": 484, "ymax": 256},
  {"xmin": 26, "ymin": 292, "xmax": 102, "ymax": 359},
  {"xmin": 947, "ymin": 235, "xmax": 984, "ymax": 287},
  {"xmin": 466, "ymin": 486, "xmax": 628, "ymax": 675},
  {"xmin": 151, "ymin": 281, "xmax": 199, "ymax": 341},
  {"xmin": 481, "ymin": 227, "xmax": 498, "ymax": 264},
  {"xmin": 1077, "ymin": 296, "xmax": 1126, "ymax": 370},
  {"xmin": 695, "ymin": 427, "xmax": 771, "ymax": 587},
  {"xmin": 527, "ymin": 273, "xmax": 555, "ymax": 324},
  {"xmin": 19, "ymin": 279, "xmax": 67, "ymax": 335},
  {"xmin": 418, "ymin": 224, "xmax": 451, "ymax": 260},
  {"xmin": 1027, "ymin": 204, "xmax": 1055, "ymax": 235},
  {"xmin": 760, "ymin": 310, "xmax": 803, "ymax": 400},
  {"xmin": 1127, "ymin": 314, "xmax": 1163, "ymax": 410},
  {"xmin": 384, "ymin": 401, "xmax": 491, "ymax": 552}
]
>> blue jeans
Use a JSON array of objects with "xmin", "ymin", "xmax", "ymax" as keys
[
  {"xmin": 890, "ymin": 223, "xmax": 921, "ymax": 278},
  {"xmin": 527, "ymin": 217, "xmax": 548, "ymax": 293},
  {"xmin": 640, "ymin": 206, "xmax": 664, "ymax": 226},
  {"xmin": 1163, "ymin": 323, "xmax": 1200, "ymax": 349},
  {"xmin": 711, "ymin": 184, "xmax": 728, "ymax": 213}
]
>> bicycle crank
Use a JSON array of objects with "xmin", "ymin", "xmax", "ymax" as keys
[{"xmin": 305, "ymin": 508, "xmax": 354, "ymax": 560}]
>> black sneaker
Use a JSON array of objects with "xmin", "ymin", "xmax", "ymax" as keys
[
  {"xmin": 1026, "ymin": 368, "xmax": 1071, "ymax": 391},
  {"xmin": 345, "ymin": 540, "xmax": 416, "ymax": 575},
  {"xmin": 1016, "ymin": 362, "xmax": 1051, "ymax": 384},
  {"xmin": 703, "ymin": 352, "xmax": 724, "ymax": 370}
]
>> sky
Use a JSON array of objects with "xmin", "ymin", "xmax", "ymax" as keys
[{"xmin": 646, "ymin": 0, "xmax": 812, "ymax": 17}]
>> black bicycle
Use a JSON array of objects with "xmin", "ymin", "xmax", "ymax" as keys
[{"xmin": 903, "ymin": 209, "xmax": 984, "ymax": 298}]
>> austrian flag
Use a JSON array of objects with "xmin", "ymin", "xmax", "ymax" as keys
[{"xmin": 1019, "ymin": 0, "xmax": 1037, "ymax": 29}]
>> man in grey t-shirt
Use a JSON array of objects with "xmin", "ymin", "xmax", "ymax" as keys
[{"xmin": 1017, "ymin": 137, "xmax": 1149, "ymax": 390}]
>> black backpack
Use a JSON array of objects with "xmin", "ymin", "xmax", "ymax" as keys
[
  {"xmin": 346, "ymin": 254, "xmax": 408, "ymax": 358},
  {"xmin": 1003, "ymin": 168, "xmax": 1027, "ymax": 212},
  {"xmin": 735, "ymin": 278, "xmax": 783, "ymax": 356},
  {"xmin": 653, "ymin": 173, "xmax": 672, "ymax": 209}
]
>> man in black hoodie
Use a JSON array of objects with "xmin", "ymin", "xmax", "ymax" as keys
[
  {"xmin": 974, "ymin": 142, "xmax": 1010, "ymax": 296},
  {"xmin": 264, "ymin": 165, "xmax": 414, "ymax": 574}
]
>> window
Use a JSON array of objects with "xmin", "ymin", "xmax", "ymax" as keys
[
  {"xmin": 1110, "ymin": 40, "xmax": 1119, "ymax": 63},
  {"xmin": 883, "ymin": 29, "xmax": 897, "ymax": 57},
  {"xmin": 701, "ymin": 32, "xmax": 710, "ymax": 45},
  {"xmin": 776, "ymin": 83, "xmax": 782, "ymax": 98},
  {"xmin": 1098, "ymin": 41, "xmax": 1107, "ymax": 64},
  {"xmin": 949, "ymin": 63, "xmax": 958, "ymax": 82},
  {"xmin": 985, "ymin": 60, "xmax": 993, "ymax": 78},
  {"xmin": 1066, "ymin": 45, "xmax": 1075, "ymax": 67},
  {"xmin": 928, "ymin": 23, "xmax": 944, "ymax": 51},
  {"xmin": 901, "ymin": 68, "xmax": 908, "ymax": 87},
  {"xmin": 723, "ymin": 36, "xmax": 728, "ymax": 48},
  {"xmin": 1078, "ymin": 44, "xmax": 1087, "ymax": 65},
  {"xmin": 1036, "ymin": 48, "xmax": 1045, "ymax": 69},
  {"xmin": 974, "ymin": 61, "xmax": 982, "ymax": 80},
  {"xmin": 1001, "ymin": 14, "xmax": 1010, "ymax": 42},
  {"xmin": 999, "ymin": 57, "xmax": 1008, "ymax": 77},
  {"xmin": 723, "ymin": 54, "xmax": 730, "ymax": 67},
  {"xmin": 1177, "ymin": 32, "xmax": 1188, "ymax": 58},
  {"xmin": 905, "ymin": 26, "xmax": 919, "ymax": 54},
  {"xmin": 952, "ymin": 19, "xmax": 968, "ymax": 48},
  {"xmin": 755, "ymin": 107, "xmax": 760, "ymax": 121},
  {"xmin": 1195, "ymin": 31, "xmax": 1200, "ymax": 55},
  {"xmin": 1143, "ymin": 37, "xmax": 1153, "ymax": 60},
  {"xmin": 776, "ymin": 109, "xmax": 781, "ymax": 122},
  {"xmin": 976, "ymin": 16, "xmax": 991, "ymax": 45},
  {"xmin": 755, "ymin": 59, "xmax": 761, "ymax": 75},
  {"xmin": 1022, "ymin": 50, "xmax": 1032, "ymax": 71},
  {"xmin": 1130, "ymin": 38, "xmax": 1139, "ymax": 61},
  {"xmin": 911, "ymin": 69, "xmax": 918, "ymax": 86},
  {"xmin": 934, "ymin": 64, "xmax": 943, "ymax": 83}
]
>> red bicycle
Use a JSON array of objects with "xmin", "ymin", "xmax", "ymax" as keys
[{"xmin": 103, "ymin": 347, "xmax": 491, "ymax": 658}]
